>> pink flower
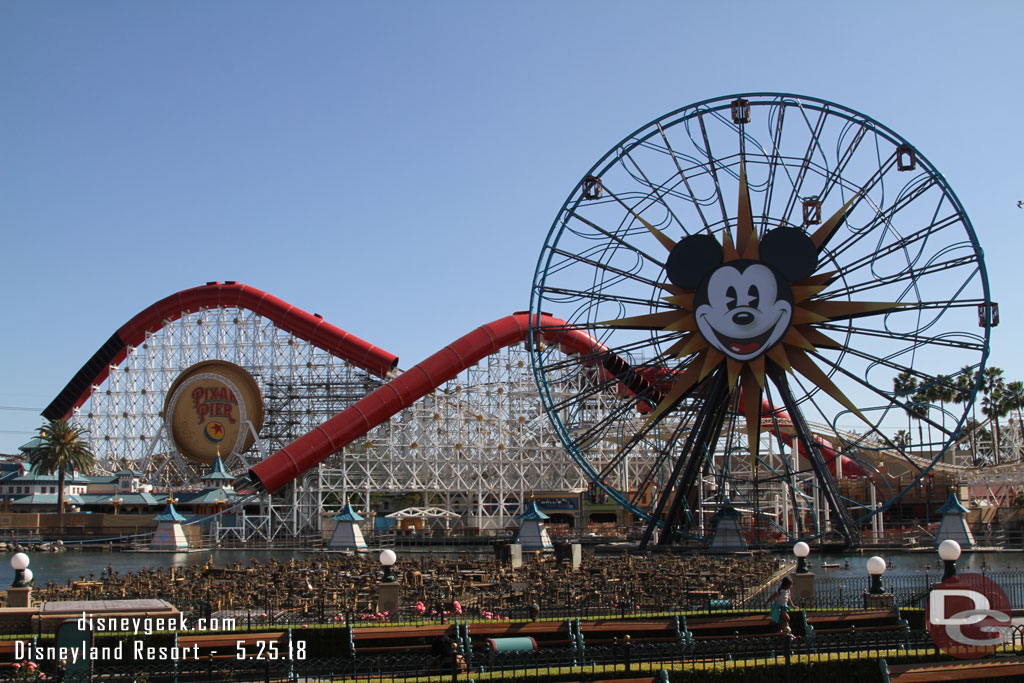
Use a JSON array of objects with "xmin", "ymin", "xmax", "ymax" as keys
[
  {"xmin": 27, "ymin": 662, "xmax": 37, "ymax": 670},
  {"xmin": 12, "ymin": 662, "xmax": 20, "ymax": 669}
]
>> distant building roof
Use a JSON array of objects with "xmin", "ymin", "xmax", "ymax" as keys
[
  {"xmin": 937, "ymin": 492, "xmax": 970, "ymax": 515},
  {"xmin": 154, "ymin": 502, "xmax": 187, "ymax": 522},
  {"xmin": 201, "ymin": 456, "xmax": 234, "ymax": 483},
  {"xmin": 518, "ymin": 500, "xmax": 550, "ymax": 521},
  {"xmin": 8, "ymin": 493, "xmax": 85, "ymax": 505},
  {"xmin": 332, "ymin": 501, "xmax": 364, "ymax": 522},
  {"xmin": 18, "ymin": 438, "xmax": 42, "ymax": 453},
  {"xmin": 179, "ymin": 489, "xmax": 237, "ymax": 506}
]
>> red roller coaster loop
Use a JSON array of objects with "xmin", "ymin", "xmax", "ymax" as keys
[{"xmin": 43, "ymin": 282, "xmax": 399, "ymax": 421}]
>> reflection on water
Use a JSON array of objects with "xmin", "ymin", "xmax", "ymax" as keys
[{"xmin": 816, "ymin": 550, "xmax": 1024, "ymax": 578}]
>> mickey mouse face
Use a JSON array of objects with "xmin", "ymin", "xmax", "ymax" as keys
[
  {"xmin": 695, "ymin": 261, "xmax": 792, "ymax": 361},
  {"xmin": 666, "ymin": 227, "xmax": 817, "ymax": 362}
]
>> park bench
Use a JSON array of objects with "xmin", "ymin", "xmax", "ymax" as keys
[
  {"xmin": 347, "ymin": 623, "xmax": 457, "ymax": 656},
  {"xmin": 0, "ymin": 639, "xmax": 33, "ymax": 668},
  {"xmin": 879, "ymin": 656, "xmax": 1024, "ymax": 682},
  {"xmin": 175, "ymin": 630, "xmax": 288, "ymax": 661}
]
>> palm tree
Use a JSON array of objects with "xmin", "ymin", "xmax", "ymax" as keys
[
  {"xmin": 952, "ymin": 366, "xmax": 982, "ymax": 459},
  {"xmin": 980, "ymin": 367, "xmax": 1008, "ymax": 463},
  {"xmin": 1006, "ymin": 380, "xmax": 1024, "ymax": 435},
  {"xmin": 30, "ymin": 419, "xmax": 95, "ymax": 519},
  {"xmin": 893, "ymin": 371, "xmax": 926, "ymax": 445}
]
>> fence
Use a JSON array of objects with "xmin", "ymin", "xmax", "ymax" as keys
[{"xmin": 0, "ymin": 628, "xmax": 957, "ymax": 683}]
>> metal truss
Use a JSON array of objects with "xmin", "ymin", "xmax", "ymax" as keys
[
  {"xmin": 67, "ymin": 306, "xmax": 593, "ymax": 540},
  {"xmin": 65, "ymin": 304, "xmax": 1023, "ymax": 543}
]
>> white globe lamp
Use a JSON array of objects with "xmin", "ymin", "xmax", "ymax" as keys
[
  {"xmin": 866, "ymin": 555, "xmax": 886, "ymax": 594},
  {"xmin": 10, "ymin": 552, "xmax": 30, "ymax": 588},
  {"xmin": 379, "ymin": 549, "xmax": 398, "ymax": 583},
  {"xmin": 793, "ymin": 541, "xmax": 810, "ymax": 574},
  {"xmin": 939, "ymin": 539, "xmax": 961, "ymax": 580}
]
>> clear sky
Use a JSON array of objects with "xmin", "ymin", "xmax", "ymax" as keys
[{"xmin": 1, "ymin": 1, "xmax": 1022, "ymax": 453}]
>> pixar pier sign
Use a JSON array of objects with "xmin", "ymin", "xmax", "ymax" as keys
[{"xmin": 163, "ymin": 360, "xmax": 265, "ymax": 466}]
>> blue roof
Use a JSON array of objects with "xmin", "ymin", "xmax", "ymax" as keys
[
  {"xmin": 179, "ymin": 489, "xmax": 237, "ymax": 505},
  {"xmin": 201, "ymin": 456, "xmax": 234, "ymax": 482},
  {"xmin": 154, "ymin": 501, "xmax": 187, "ymax": 522},
  {"xmin": 6, "ymin": 493, "xmax": 85, "ymax": 505},
  {"xmin": 518, "ymin": 500, "xmax": 550, "ymax": 521},
  {"xmin": 18, "ymin": 437, "xmax": 43, "ymax": 453},
  {"xmin": 332, "ymin": 501, "xmax": 364, "ymax": 522},
  {"xmin": 937, "ymin": 492, "xmax": 969, "ymax": 515}
]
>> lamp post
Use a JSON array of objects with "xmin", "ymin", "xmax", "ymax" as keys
[
  {"xmin": 939, "ymin": 539, "xmax": 961, "ymax": 581},
  {"xmin": 380, "ymin": 549, "xmax": 397, "ymax": 583},
  {"xmin": 793, "ymin": 542, "xmax": 810, "ymax": 574},
  {"xmin": 866, "ymin": 556, "xmax": 886, "ymax": 595},
  {"xmin": 8, "ymin": 553, "xmax": 32, "ymax": 608},
  {"xmin": 377, "ymin": 549, "xmax": 399, "ymax": 615},
  {"xmin": 791, "ymin": 541, "xmax": 815, "ymax": 607},
  {"xmin": 10, "ymin": 553, "xmax": 30, "ymax": 588}
]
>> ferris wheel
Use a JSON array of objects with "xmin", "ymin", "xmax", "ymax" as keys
[{"xmin": 529, "ymin": 93, "xmax": 993, "ymax": 547}]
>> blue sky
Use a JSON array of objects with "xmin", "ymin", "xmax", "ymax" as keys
[{"xmin": 1, "ymin": 2, "xmax": 1022, "ymax": 452}]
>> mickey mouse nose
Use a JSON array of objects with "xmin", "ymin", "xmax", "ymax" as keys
[{"xmin": 732, "ymin": 311, "xmax": 755, "ymax": 326}]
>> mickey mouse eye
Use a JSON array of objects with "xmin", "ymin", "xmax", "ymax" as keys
[
  {"xmin": 748, "ymin": 284, "xmax": 759, "ymax": 309},
  {"xmin": 726, "ymin": 286, "xmax": 738, "ymax": 310}
]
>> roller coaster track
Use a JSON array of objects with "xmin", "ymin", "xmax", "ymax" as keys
[{"xmin": 47, "ymin": 282, "xmax": 1017, "ymax": 502}]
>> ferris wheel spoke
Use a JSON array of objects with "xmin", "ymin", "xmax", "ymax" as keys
[
  {"xmin": 657, "ymin": 122, "xmax": 714, "ymax": 234},
  {"xmin": 779, "ymin": 104, "xmax": 830, "ymax": 226},
  {"xmin": 537, "ymin": 286, "xmax": 675, "ymax": 311},
  {"xmin": 808, "ymin": 350, "xmax": 956, "ymax": 439},
  {"xmin": 547, "ymin": 247, "xmax": 671, "ymax": 293},
  {"xmin": 824, "ymin": 213, "xmax": 966, "ymax": 283},
  {"xmin": 823, "ymin": 174, "xmax": 942, "ymax": 262},
  {"xmin": 566, "ymin": 212, "xmax": 667, "ymax": 267},
  {"xmin": 696, "ymin": 112, "xmax": 732, "ymax": 224},
  {"xmin": 815, "ymin": 322, "xmax": 985, "ymax": 352},
  {"xmin": 533, "ymin": 93, "xmax": 990, "ymax": 548},
  {"xmin": 816, "ymin": 125, "xmax": 870, "ymax": 208},
  {"xmin": 619, "ymin": 149, "xmax": 693, "ymax": 234},
  {"xmin": 757, "ymin": 103, "xmax": 787, "ymax": 233},
  {"xmin": 595, "ymin": 401, "xmax": 693, "ymax": 485},
  {"xmin": 820, "ymin": 252, "xmax": 980, "ymax": 301},
  {"xmin": 769, "ymin": 362, "xmax": 857, "ymax": 544}
]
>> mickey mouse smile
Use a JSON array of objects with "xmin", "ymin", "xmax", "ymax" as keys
[
  {"xmin": 699, "ymin": 309, "xmax": 789, "ymax": 358},
  {"xmin": 694, "ymin": 261, "xmax": 794, "ymax": 362}
]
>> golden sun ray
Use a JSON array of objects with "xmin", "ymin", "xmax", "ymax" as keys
[
  {"xmin": 603, "ymin": 185, "xmax": 677, "ymax": 253},
  {"xmin": 787, "ymin": 348, "xmax": 868, "ymax": 425},
  {"xmin": 742, "ymin": 368, "xmax": 762, "ymax": 461},
  {"xmin": 811, "ymin": 193, "xmax": 861, "ymax": 251},
  {"xmin": 595, "ymin": 159, "xmax": 904, "ymax": 475}
]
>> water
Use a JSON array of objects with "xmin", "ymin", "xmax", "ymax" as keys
[{"xmin": 815, "ymin": 549, "xmax": 1024, "ymax": 579}]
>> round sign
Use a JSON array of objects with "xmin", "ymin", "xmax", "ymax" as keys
[
  {"xmin": 926, "ymin": 572, "xmax": 1011, "ymax": 659},
  {"xmin": 163, "ymin": 360, "xmax": 264, "ymax": 465}
]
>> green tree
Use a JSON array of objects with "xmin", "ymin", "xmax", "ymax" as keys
[
  {"xmin": 952, "ymin": 365, "xmax": 983, "ymax": 459},
  {"xmin": 893, "ymin": 371, "xmax": 926, "ymax": 445},
  {"xmin": 980, "ymin": 367, "xmax": 1009, "ymax": 463},
  {"xmin": 30, "ymin": 419, "xmax": 95, "ymax": 519}
]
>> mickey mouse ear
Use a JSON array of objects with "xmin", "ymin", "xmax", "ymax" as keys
[
  {"xmin": 665, "ymin": 234, "xmax": 722, "ymax": 290},
  {"xmin": 759, "ymin": 228, "xmax": 817, "ymax": 282}
]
